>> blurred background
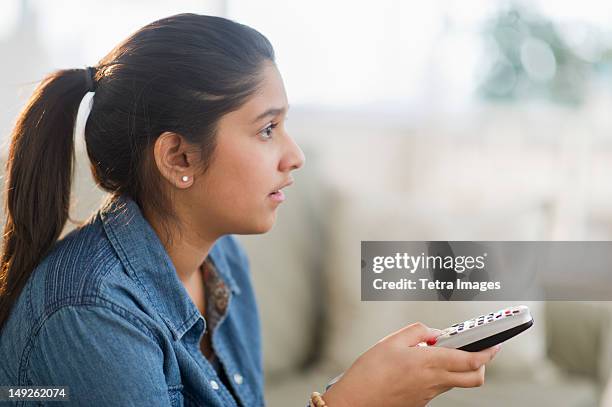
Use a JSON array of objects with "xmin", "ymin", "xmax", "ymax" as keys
[{"xmin": 2, "ymin": 0, "xmax": 612, "ymax": 405}]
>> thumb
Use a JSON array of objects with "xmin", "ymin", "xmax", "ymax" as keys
[{"xmin": 396, "ymin": 322, "xmax": 441, "ymax": 346}]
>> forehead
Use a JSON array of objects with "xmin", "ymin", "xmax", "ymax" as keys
[{"xmin": 231, "ymin": 62, "xmax": 289, "ymax": 123}]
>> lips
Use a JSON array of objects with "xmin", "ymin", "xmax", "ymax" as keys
[
  {"xmin": 268, "ymin": 179, "xmax": 293, "ymax": 202},
  {"xmin": 268, "ymin": 190, "xmax": 286, "ymax": 202},
  {"xmin": 269, "ymin": 179, "xmax": 294, "ymax": 195}
]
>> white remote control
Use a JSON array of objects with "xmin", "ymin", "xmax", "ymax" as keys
[
  {"xmin": 423, "ymin": 305, "xmax": 534, "ymax": 352},
  {"xmin": 324, "ymin": 306, "xmax": 534, "ymax": 393}
]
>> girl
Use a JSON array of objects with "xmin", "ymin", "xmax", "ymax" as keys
[{"xmin": 0, "ymin": 13, "xmax": 499, "ymax": 407}]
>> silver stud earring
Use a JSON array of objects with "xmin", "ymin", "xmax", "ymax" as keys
[{"xmin": 181, "ymin": 176, "xmax": 189, "ymax": 182}]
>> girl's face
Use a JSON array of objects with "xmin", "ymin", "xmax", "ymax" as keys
[{"xmin": 181, "ymin": 61, "xmax": 305, "ymax": 237}]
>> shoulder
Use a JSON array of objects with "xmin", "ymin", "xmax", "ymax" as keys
[
  {"xmin": 33, "ymin": 213, "xmax": 122, "ymax": 307},
  {"xmin": 19, "ymin": 211, "xmax": 162, "ymax": 344},
  {"xmin": 0, "ymin": 214, "xmax": 125, "ymax": 384}
]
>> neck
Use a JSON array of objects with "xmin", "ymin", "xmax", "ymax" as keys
[{"xmin": 143, "ymin": 206, "xmax": 219, "ymax": 284}]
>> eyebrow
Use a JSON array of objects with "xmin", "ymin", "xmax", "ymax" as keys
[{"xmin": 252, "ymin": 105, "xmax": 290, "ymax": 124}]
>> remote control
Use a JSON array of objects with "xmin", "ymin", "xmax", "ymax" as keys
[
  {"xmin": 424, "ymin": 305, "xmax": 534, "ymax": 352},
  {"xmin": 324, "ymin": 306, "xmax": 533, "ymax": 393}
]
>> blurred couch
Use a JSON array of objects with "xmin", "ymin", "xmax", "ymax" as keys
[
  {"xmin": 237, "ymin": 167, "xmax": 612, "ymax": 406},
  {"xmin": 232, "ymin": 112, "xmax": 612, "ymax": 406}
]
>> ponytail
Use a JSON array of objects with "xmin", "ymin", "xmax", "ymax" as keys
[{"xmin": 0, "ymin": 68, "xmax": 92, "ymax": 332}]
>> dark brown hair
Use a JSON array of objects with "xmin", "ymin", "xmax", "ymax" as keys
[{"xmin": 0, "ymin": 13, "xmax": 275, "ymax": 331}]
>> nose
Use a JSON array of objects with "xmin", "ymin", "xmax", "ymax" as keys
[{"xmin": 279, "ymin": 133, "xmax": 305, "ymax": 172}]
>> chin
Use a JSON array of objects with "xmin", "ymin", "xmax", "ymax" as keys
[
  {"xmin": 237, "ymin": 214, "xmax": 276, "ymax": 235},
  {"xmin": 254, "ymin": 217, "xmax": 276, "ymax": 234}
]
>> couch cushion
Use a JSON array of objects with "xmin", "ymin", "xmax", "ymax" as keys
[
  {"xmin": 321, "ymin": 189, "xmax": 554, "ymax": 379},
  {"xmin": 545, "ymin": 301, "xmax": 612, "ymax": 385},
  {"xmin": 264, "ymin": 363, "xmax": 597, "ymax": 407},
  {"xmin": 431, "ymin": 373, "xmax": 598, "ymax": 407}
]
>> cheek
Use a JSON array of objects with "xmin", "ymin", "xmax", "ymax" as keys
[
  {"xmin": 211, "ymin": 143, "xmax": 276, "ymax": 206},
  {"xmin": 197, "ymin": 138, "xmax": 281, "ymax": 233},
  {"xmin": 209, "ymin": 157, "xmax": 278, "ymax": 233}
]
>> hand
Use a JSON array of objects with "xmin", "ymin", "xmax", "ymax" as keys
[{"xmin": 322, "ymin": 322, "xmax": 500, "ymax": 407}]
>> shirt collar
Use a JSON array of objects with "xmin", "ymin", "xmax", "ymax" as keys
[{"xmin": 98, "ymin": 193, "xmax": 240, "ymax": 341}]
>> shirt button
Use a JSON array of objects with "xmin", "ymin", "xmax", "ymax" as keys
[
  {"xmin": 210, "ymin": 380, "xmax": 219, "ymax": 390},
  {"xmin": 233, "ymin": 373, "xmax": 243, "ymax": 385}
]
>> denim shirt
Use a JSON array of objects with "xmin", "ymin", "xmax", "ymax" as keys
[{"xmin": 0, "ymin": 193, "xmax": 264, "ymax": 406}]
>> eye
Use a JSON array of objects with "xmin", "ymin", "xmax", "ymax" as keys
[{"xmin": 258, "ymin": 122, "xmax": 278, "ymax": 141}]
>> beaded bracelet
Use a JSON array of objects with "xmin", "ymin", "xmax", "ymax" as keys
[
  {"xmin": 309, "ymin": 391, "xmax": 328, "ymax": 407},
  {"xmin": 306, "ymin": 373, "xmax": 342, "ymax": 407}
]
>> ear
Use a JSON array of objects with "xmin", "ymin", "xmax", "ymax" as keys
[{"xmin": 153, "ymin": 132, "xmax": 200, "ymax": 188}]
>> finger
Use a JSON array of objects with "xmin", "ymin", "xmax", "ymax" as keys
[
  {"xmin": 443, "ymin": 365, "xmax": 486, "ymax": 388},
  {"xmin": 434, "ymin": 345, "xmax": 500, "ymax": 372},
  {"xmin": 395, "ymin": 322, "xmax": 439, "ymax": 346}
]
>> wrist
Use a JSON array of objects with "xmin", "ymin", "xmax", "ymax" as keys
[{"xmin": 322, "ymin": 383, "xmax": 353, "ymax": 407}]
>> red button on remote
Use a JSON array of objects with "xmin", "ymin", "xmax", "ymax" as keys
[{"xmin": 426, "ymin": 337, "xmax": 437, "ymax": 346}]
